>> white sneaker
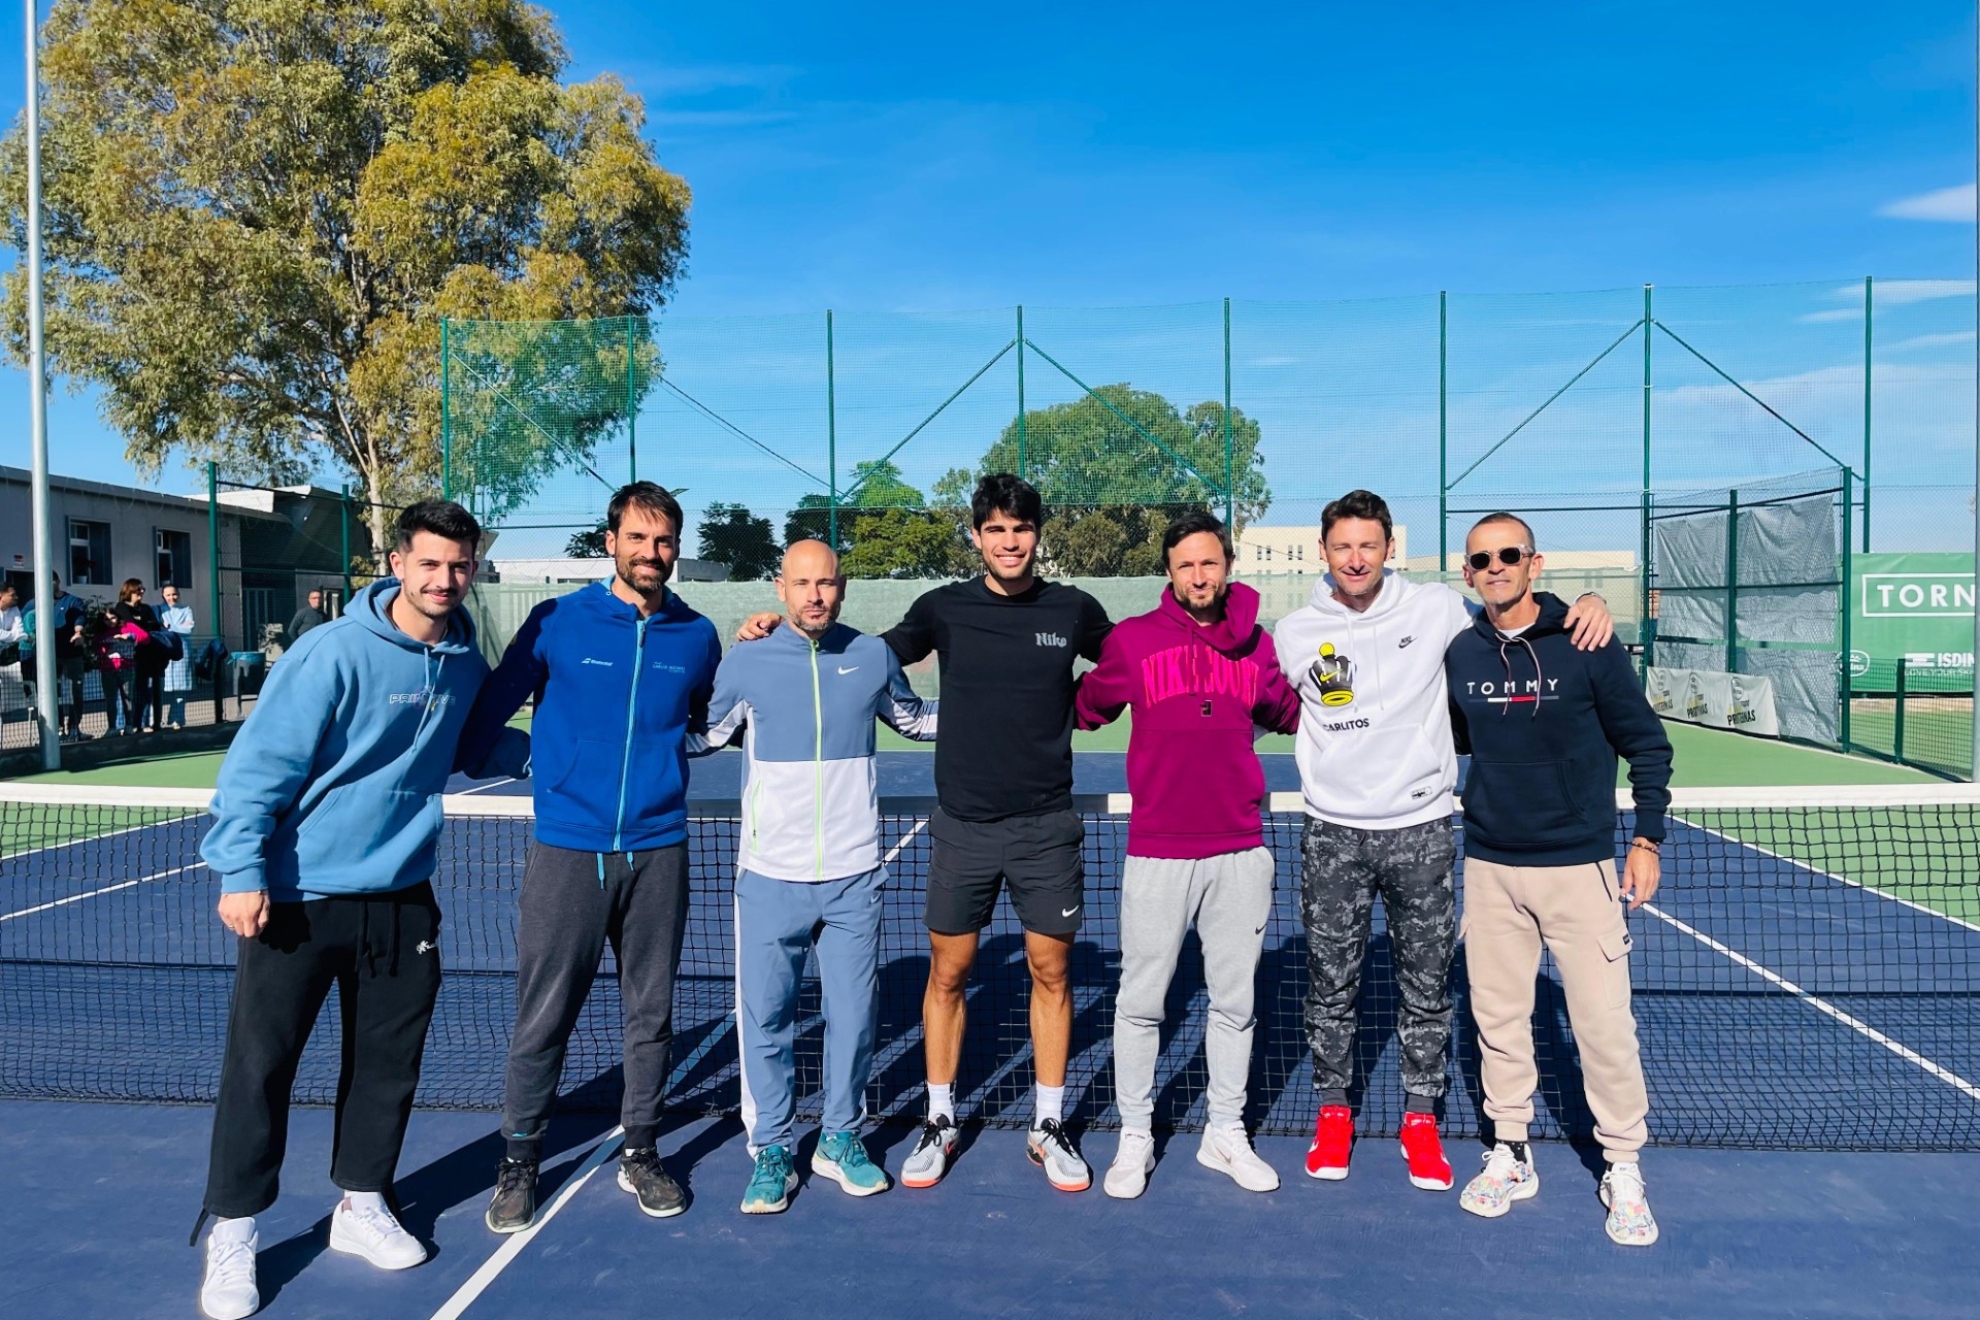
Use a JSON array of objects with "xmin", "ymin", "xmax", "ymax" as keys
[
  {"xmin": 200, "ymin": 1221, "xmax": 259, "ymax": 1320},
  {"xmin": 1599, "ymin": 1161, "xmax": 1660, "ymax": 1247},
  {"xmin": 1025, "ymin": 1119, "xmax": 1091, "ymax": 1192},
  {"xmin": 1197, "ymin": 1122, "xmax": 1280, "ymax": 1192},
  {"xmin": 1103, "ymin": 1129, "xmax": 1156, "ymax": 1199},
  {"xmin": 900, "ymin": 1115, "xmax": 959, "ymax": 1189},
  {"xmin": 1459, "ymin": 1142, "xmax": 1540, "ymax": 1219},
  {"xmin": 328, "ymin": 1197, "xmax": 428, "ymax": 1270}
]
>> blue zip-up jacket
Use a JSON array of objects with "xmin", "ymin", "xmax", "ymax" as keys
[
  {"xmin": 200, "ymin": 578, "xmax": 490, "ymax": 900},
  {"xmin": 455, "ymin": 580, "xmax": 721, "ymax": 854},
  {"xmin": 702, "ymin": 622, "xmax": 936, "ymax": 881},
  {"xmin": 1446, "ymin": 594, "xmax": 1673, "ymax": 866}
]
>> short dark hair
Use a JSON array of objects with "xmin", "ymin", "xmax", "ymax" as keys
[
  {"xmin": 607, "ymin": 481, "xmax": 684, "ymax": 538},
  {"xmin": 971, "ymin": 473, "xmax": 1042, "ymax": 529},
  {"xmin": 1320, "ymin": 489, "xmax": 1394, "ymax": 543},
  {"xmin": 396, "ymin": 499, "xmax": 482, "ymax": 553},
  {"xmin": 1470, "ymin": 511, "xmax": 1536, "ymax": 550},
  {"xmin": 1160, "ymin": 510, "xmax": 1233, "ymax": 566}
]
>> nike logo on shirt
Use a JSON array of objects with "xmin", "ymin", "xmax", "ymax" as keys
[{"xmin": 837, "ymin": 666, "xmax": 858, "ymax": 674}]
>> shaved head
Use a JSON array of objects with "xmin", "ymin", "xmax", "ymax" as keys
[{"xmin": 776, "ymin": 539, "xmax": 845, "ymax": 638}]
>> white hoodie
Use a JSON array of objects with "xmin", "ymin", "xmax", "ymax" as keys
[{"xmin": 1275, "ymin": 571, "xmax": 1474, "ymax": 831}]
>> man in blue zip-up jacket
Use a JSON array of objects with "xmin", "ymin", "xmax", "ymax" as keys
[
  {"xmin": 193, "ymin": 502, "xmax": 488, "ymax": 1320},
  {"xmin": 455, "ymin": 482, "xmax": 721, "ymax": 1232},
  {"xmin": 700, "ymin": 539, "xmax": 936, "ymax": 1214}
]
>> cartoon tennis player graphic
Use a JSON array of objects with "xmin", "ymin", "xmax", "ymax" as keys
[{"xmin": 1311, "ymin": 642, "xmax": 1355, "ymax": 707}]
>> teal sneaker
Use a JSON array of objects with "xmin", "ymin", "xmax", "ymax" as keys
[
  {"xmin": 812, "ymin": 1131, "xmax": 890, "ymax": 1197},
  {"xmin": 741, "ymin": 1145, "xmax": 797, "ymax": 1215}
]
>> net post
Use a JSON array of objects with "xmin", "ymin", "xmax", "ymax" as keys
[
  {"xmin": 826, "ymin": 308, "xmax": 838, "ymax": 547},
  {"xmin": 1840, "ymin": 466, "xmax": 1854, "ymax": 752},
  {"xmin": 1862, "ymin": 275, "xmax": 1872, "ymax": 553},
  {"xmin": 1725, "ymin": 488, "xmax": 1739, "ymax": 676},
  {"xmin": 1222, "ymin": 297, "xmax": 1234, "ymax": 530},
  {"xmin": 1895, "ymin": 656, "xmax": 1907, "ymax": 765},
  {"xmin": 1438, "ymin": 290, "xmax": 1448, "ymax": 572},
  {"xmin": 440, "ymin": 317, "xmax": 452, "ymax": 501},
  {"xmin": 1015, "ymin": 304, "xmax": 1026, "ymax": 482},
  {"xmin": 625, "ymin": 315, "xmax": 638, "ymax": 485}
]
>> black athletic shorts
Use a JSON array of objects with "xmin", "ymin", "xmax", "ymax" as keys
[{"xmin": 925, "ymin": 806, "xmax": 1086, "ymax": 936}]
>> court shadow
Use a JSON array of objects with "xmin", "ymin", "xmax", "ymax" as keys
[{"xmin": 1450, "ymin": 949, "xmax": 1603, "ymax": 1175}]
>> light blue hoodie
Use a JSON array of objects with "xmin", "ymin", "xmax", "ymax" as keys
[{"xmin": 201, "ymin": 578, "xmax": 490, "ymax": 900}]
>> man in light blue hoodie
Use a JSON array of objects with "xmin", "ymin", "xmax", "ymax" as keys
[
  {"xmin": 702, "ymin": 539, "xmax": 936, "ymax": 1215},
  {"xmin": 193, "ymin": 501, "xmax": 493, "ymax": 1320}
]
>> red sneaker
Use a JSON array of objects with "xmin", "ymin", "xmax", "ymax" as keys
[
  {"xmin": 1304, "ymin": 1105, "xmax": 1353, "ymax": 1180},
  {"xmin": 1398, "ymin": 1112, "xmax": 1453, "ymax": 1190}
]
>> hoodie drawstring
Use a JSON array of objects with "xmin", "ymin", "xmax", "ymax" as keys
[
  {"xmin": 1496, "ymin": 635, "xmax": 1544, "ymax": 719},
  {"xmin": 597, "ymin": 852, "xmax": 606, "ymax": 889}
]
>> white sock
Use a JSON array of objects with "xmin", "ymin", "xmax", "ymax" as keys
[
  {"xmin": 1033, "ymin": 1084, "xmax": 1064, "ymax": 1128},
  {"xmin": 211, "ymin": 1215, "xmax": 255, "ymax": 1244},
  {"xmin": 927, "ymin": 1081, "xmax": 955, "ymax": 1123},
  {"xmin": 343, "ymin": 1190, "xmax": 387, "ymax": 1216}
]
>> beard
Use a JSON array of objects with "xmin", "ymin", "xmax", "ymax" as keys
[{"xmin": 617, "ymin": 552, "xmax": 673, "ymax": 592}]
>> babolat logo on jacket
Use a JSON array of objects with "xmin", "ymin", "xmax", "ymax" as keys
[
  {"xmin": 700, "ymin": 621, "xmax": 937, "ymax": 880},
  {"xmin": 455, "ymin": 580, "xmax": 722, "ymax": 854},
  {"xmin": 1445, "ymin": 594, "xmax": 1673, "ymax": 866},
  {"xmin": 201, "ymin": 577, "xmax": 492, "ymax": 901}
]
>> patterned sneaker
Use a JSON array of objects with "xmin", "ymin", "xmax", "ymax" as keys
[
  {"xmin": 1026, "ymin": 1119, "xmax": 1091, "ymax": 1192},
  {"xmin": 1459, "ymin": 1142, "xmax": 1540, "ymax": 1219},
  {"xmin": 1304, "ymin": 1104, "xmax": 1353, "ymax": 1180},
  {"xmin": 900, "ymin": 1115, "xmax": 959, "ymax": 1189},
  {"xmin": 1198, "ymin": 1122, "xmax": 1280, "ymax": 1192},
  {"xmin": 199, "ymin": 1221, "xmax": 259, "ymax": 1320},
  {"xmin": 1398, "ymin": 1113, "xmax": 1454, "ymax": 1191},
  {"xmin": 1103, "ymin": 1129, "xmax": 1156, "ymax": 1200},
  {"xmin": 741, "ymin": 1144, "xmax": 798, "ymax": 1215},
  {"xmin": 485, "ymin": 1156, "xmax": 538, "ymax": 1234},
  {"xmin": 617, "ymin": 1147, "xmax": 687, "ymax": 1218},
  {"xmin": 328, "ymin": 1197, "xmax": 427, "ymax": 1270},
  {"xmin": 1599, "ymin": 1162, "xmax": 1660, "ymax": 1246},
  {"xmin": 812, "ymin": 1132, "xmax": 889, "ymax": 1197}
]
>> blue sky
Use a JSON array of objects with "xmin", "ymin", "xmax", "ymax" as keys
[{"xmin": 0, "ymin": 0, "xmax": 1975, "ymax": 546}]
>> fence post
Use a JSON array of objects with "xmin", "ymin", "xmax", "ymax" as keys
[
  {"xmin": 340, "ymin": 483, "xmax": 352, "ymax": 603},
  {"xmin": 440, "ymin": 318, "xmax": 452, "ymax": 501},
  {"xmin": 1640, "ymin": 284, "xmax": 1653, "ymax": 678},
  {"xmin": 1725, "ymin": 488, "xmax": 1740, "ymax": 675},
  {"xmin": 1894, "ymin": 657, "xmax": 1907, "ymax": 765},
  {"xmin": 1840, "ymin": 466, "xmax": 1854, "ymax": 752},
  {"xmin": 626, "ymin": 315, "xmax": 638, "ymax": 485},
  {"xmin": 1862, "ymin": 275, "xmax": 1872, "ymax": 553},
  {"xmin": 1222, "ymin": 297, "xmax": 1234, "ymax": 530},
  {"xmin": 207, "ymin": 460, "xmax": 224, "ymax": 719},
  {"xmin": 1015, "ymin": 304, "xmax": 1026, "ymax": 482},
  {"xmin": 826, "ymin": 309, "xmax": 838, "ymax": 547},
  {"xmin": 1438, "ymin": 290, "xmax": 1448, "ymax": 573}
]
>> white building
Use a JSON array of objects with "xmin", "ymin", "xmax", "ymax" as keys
[
  {"xmin": 485, "ymin": 556, "xmax": 729, "ymax": 584},
  {"xmin": 1236, "ymin": 523, "xmax": 1408, "ymax": 575}
]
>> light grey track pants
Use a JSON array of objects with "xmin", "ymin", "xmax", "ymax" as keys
[{"xmin": 1112, "ymin": 848, "xmax": 1275, "ymax": 1132}]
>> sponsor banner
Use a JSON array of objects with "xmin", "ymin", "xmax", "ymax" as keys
[
  {"xmin": 1646, "ymin": 666, "xmax": 1781, "ymax": 737},
  {"xmin": 1850, "ymin": 552, "xmax": 1975, "ymax": 677}
]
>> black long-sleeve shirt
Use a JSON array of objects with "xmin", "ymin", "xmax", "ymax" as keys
[{"xmin": 885, "ymin": 577, "xmax": 1111, "ymax": 822}]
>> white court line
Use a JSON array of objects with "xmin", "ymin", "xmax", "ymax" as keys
[
  {"xmin": 426, "ymin": 1125, "xmax": 626, "ymax": 1320},
  {"xmin": 0, "ymin": 862, "xmax": 204, "ymax": 922},
  {"xmin": 1641, "ymin": 900, "xmax": 1980, "ymax": 1104},
  {"xmin": 429, "ymin": 1014, "xmax": 737, "ymax": 1320},
  {"xmin": 453, "ymin": 777, "xmax": 519, "ymax": 797},
  {"xmin": 1671, "ymin": 813, "xmax": 1980, "ymax": 935},
  {"xmin": 882, "ymin": 819, "xmax": 926, "ymax": 868}
]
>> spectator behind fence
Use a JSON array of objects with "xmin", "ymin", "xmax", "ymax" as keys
[
  {"xmin": 23, "ymin": 574, "xmax": 90, "ymax": 741},
  {"xmin": 287, "ymin": 588, "xmax": 328, "ymax": 643},
  {"xmin": 159, "ymin": 584, "xmax": 197, "ymax": 729},
  {"xmin": 110, "ymin": 579, "xmax": 166, "ymax": 734}
]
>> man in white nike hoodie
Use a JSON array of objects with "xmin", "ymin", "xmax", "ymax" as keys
[{"xmin": 1275, "ymin": 489, "xmax": 1610, "ymax": 1191}]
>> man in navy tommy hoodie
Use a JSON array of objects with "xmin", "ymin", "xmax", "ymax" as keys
[{"xmin": 455, "ymin": 482, "xmax": 721, "ymax": 1233}]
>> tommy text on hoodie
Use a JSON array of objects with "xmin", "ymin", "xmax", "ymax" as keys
[{"xmin": 1076, "ymin": 581, "xmax": 1299, "ymax": 858}]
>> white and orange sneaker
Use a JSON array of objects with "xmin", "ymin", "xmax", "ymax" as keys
[{"xmin": 1026, "ymin": 1119, "xmax": 1091, "ymax": 1192}]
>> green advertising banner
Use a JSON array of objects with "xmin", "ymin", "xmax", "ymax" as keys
[{"xmin": 1849, "ymin": 552, "xmax": 1975, "ymax": 680}]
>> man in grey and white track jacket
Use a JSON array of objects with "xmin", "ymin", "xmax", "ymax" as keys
[{"xmin": 700, "ymin": 539, "xmax": 937, "ymax": 1214}]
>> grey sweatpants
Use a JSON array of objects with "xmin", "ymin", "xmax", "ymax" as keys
[
  {"xmin": 502, "ymin": 841, "xmax": 689, "ymax": 1157},
  {"xmin": 1112, "ymin": 848, "xmax": 1275, "ymax": 1132}
]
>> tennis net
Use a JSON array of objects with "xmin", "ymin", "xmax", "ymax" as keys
[{"xmin": 3, "ymin": 783, "xmax": 1977, "ymax": 1150}]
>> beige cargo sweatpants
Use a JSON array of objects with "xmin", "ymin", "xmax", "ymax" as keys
[{"xmin": 1462, "ymin": 856, "xmax": 1649, "ymax": 1161}]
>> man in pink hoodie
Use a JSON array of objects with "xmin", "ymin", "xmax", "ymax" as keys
[{"xmin": 1075, "ymin": 511, "xmax": 1300, "ymax": 1198}]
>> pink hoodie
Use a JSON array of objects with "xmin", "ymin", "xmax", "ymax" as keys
[{"xmin": 1076, "ymin": 581, "xmax": 1299, "ymax": 860}]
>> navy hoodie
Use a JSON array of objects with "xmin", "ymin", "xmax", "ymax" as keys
[
  {"xmin": 456, "ymin": 580, "xmax": 721, "ymax": 854},
  {"xmin": 1446, "ymin": 593, "xmax": 1672, "ymax": 866}
]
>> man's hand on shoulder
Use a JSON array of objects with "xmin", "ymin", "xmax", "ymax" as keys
[
  {"xmin": 736, "ymin": 613, "xmax": 782, "ymax": 642},
  {"xmin": 1564, "ymin": 593, "xmax": 1614, "ymax": 651},
  {"xmin": 218, "ymin": 890, "xmax": 269, "ymax": 938}
]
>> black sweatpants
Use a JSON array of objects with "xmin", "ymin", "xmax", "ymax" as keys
[
  {"xmin": 203, "ymin": 883, "xmax": 442, "ymax": 1219},
  {"xmin": 502, "ymin": 843, "xmax": 689, "ymax": 1158}
]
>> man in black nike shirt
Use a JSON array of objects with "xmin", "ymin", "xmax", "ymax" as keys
[{"xmin": 738, "ymin": 474, "xmax": 1111, "ymax": 1192}]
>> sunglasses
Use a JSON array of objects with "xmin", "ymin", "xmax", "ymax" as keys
[{"xmin": 1466, "ymin": 546, "xmax": 1534, "ymax": 571}]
